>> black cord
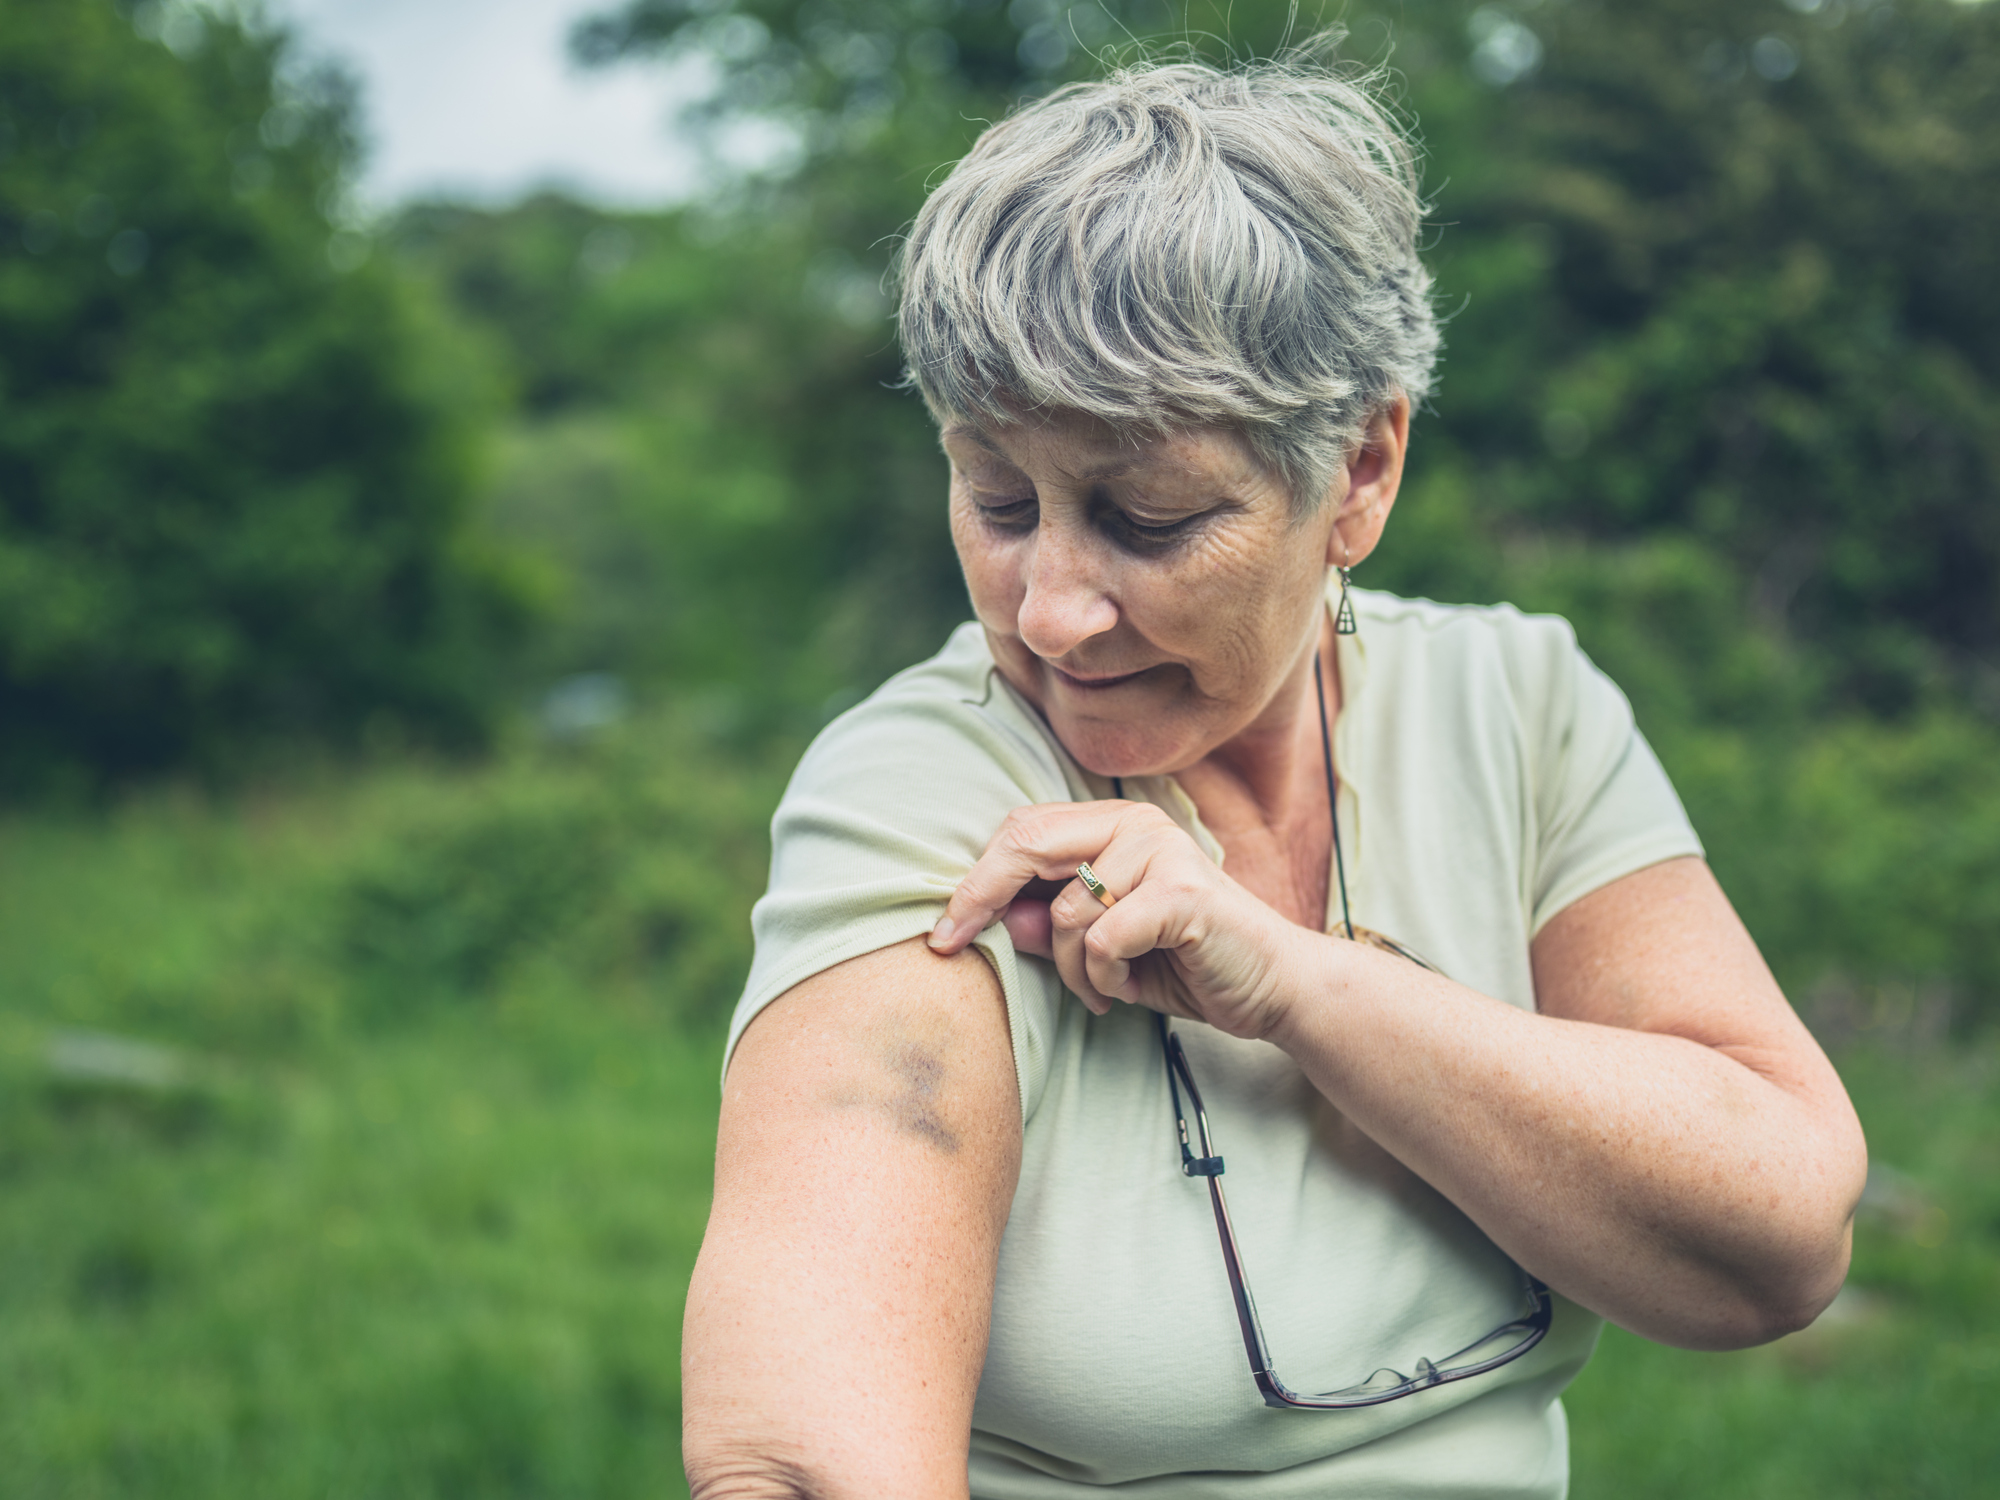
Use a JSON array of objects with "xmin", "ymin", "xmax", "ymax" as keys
[{"xmin": 1313, "ymin": 649, "xmax": 1357, "ymax": 941}]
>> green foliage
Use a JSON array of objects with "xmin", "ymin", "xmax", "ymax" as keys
[
  {"xmin": 1681, "ymin": 712, "xmax": 2000, "ymax": 1012},
  {"xmin": 0, "ymin": 732, "xmax": 781, "ymax": 1061},
  {"xmin": 0, "ymin": 0, "xmax": 531, "ymax": 791},
  {"xmin": 0, "ymin": 1008, "xmax": 712, "ymax": 1499},
  {"xmin": 0, "ymin": 726, "xmax": 787, "ymax": 1493},
  {"xmin": 567, "ymin": 0, "xmax": 2000, "ymax": 714},
  {"xmin": 1426, "ymin": 0, "xmax": 2000, "ymax": 716},
  {"xmin": 1, "ymin": 761, "xmax": 1996, "ymax": 1497},
  {"xmin": 332, "ymin": 732, "xmax": 780, "ymax": 1023},
  {"xmin": 389, "ymin": 196, "xmax": 962, "ymax": 717}
]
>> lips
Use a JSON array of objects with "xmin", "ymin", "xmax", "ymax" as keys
[{"xmin": 1050, "ymin": 664, "xmax": 1148, "ymax": 691}]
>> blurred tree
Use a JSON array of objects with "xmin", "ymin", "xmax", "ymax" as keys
[
  {"xmin": 568, "ymin": 0, "xmax": 1999, "ymax": 725},
  {"xmin": 1430, "ymin": 0, "xmax": 2000, "ymax": 719},
  {"xmin": 0, "ymin": 0, "xmax": 531, "ymax": 791},
  {"xmin": 388, "ymin": 196, "xmax": 961, "ymax": 724}
]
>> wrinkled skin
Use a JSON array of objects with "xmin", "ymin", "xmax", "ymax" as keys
[{"xmin": 933, "ymin": 402, "xmax": 1408, "ymax": 1010}]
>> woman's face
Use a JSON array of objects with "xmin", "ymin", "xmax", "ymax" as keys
[{"xmin": 944, "ymin": 410, "xmax": 1392, "ymax": 778}]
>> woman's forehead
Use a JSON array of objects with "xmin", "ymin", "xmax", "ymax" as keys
[{"xmin": 942, "ymin": 415, "xmax": 1263, "ymax": 486}]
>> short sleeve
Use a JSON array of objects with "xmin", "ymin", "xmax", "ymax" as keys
[
  {"xmin": 726, "ymin": 666, "xmax": 1076, "ymax": 1122},
  {"xmin": 1510, "ymin": 618, "xmax": 1706, "ymax": 937}
]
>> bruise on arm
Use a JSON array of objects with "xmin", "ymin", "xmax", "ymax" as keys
[{"xmin": 820, "ymin": 1014, "xmax": 967, "ymax": 1155}]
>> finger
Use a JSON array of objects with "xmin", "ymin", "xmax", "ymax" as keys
[
  {"xmin": 1042, "ymin": 846, "xmax": 1178, "ymax": 1010},
  {"xmin": 1001, "ymin": 898, "xmax": 1054, "ymax": 959},
  {"xmin": 1079, "ymin": 887, "xmax": 1194, "ymax": 1011},
  {"xmin": 929, "ymin": 802, "xmax": 1144, "ymax": 953},
  {"xmin": 1045, "ymin": 876, "xmax": 1103, "ymax": 1007},
  {"xmin": 1048, "ymin": 872, "xmax": 1159, "ymax": 1014},
  {"xmin": 1052, "ymin": 911, "xmax": 1118, "ymax": 1016}
]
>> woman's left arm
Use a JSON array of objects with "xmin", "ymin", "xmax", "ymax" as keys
[
  {"xmin": 931, "ymin": 806, "xmax": 1867, "ymax": 1352},
  {"xmin": 1272, "ymin": 853, "xmax": 1867, "ymax": 1351}
]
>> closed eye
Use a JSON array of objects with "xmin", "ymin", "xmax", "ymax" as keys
[
  {"xmin": 1101, "ymin": 508, "xmax": 1206, "ymax": 553},
  {"xmin": 973, "ymin": 495, "xmax": 1038, "ymax": 531}
]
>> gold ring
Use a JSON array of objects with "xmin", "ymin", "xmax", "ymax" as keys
[{"xmin": 1076, "ymin": 863, "xmax": 1117, "ymax": 909}]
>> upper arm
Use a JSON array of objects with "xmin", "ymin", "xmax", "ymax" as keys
[
  {"xmin": 682, "ymin": 936, "xmax": 1021, "ymax": 1500},
  {"xmin": 1531, "ymin": 857, "xmax": 1861, "ymax": 1133}
]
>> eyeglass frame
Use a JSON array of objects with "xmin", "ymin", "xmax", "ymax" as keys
[{"xmin": 1156, "ymin": 1004, "xmax": 1554, "ymax": 1411}]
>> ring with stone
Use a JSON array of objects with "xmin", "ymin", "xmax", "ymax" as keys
[{"xmin": 1075, "ymin": 863, "xmax": 1117, "ymax": 909}]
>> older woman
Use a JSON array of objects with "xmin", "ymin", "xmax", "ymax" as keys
[{"xmin": 681, "ymin": 52, "xmax": 1866, "ymax": 1500}]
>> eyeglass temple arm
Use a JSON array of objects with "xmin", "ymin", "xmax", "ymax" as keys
[{"xmin": 1157, "ymin": 1016, "xmax": 1287, "ymax": 1395}]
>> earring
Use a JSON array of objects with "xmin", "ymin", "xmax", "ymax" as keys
[{"xmin": 1334, "ymin": 566, "xmax": 1358, "ymax": 636}]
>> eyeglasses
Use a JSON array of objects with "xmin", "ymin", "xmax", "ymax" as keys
[{"xmin": 1155, "ymin": 927, "xmax": 1553, "ymax": 1411}]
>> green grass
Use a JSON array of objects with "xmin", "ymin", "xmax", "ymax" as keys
[
  {"xmin": 0, "ymin": 1010, "xmax": 713, "ymax": 1498},
  {"xmin": 0, "ymin": 745, "xmax": 1995, "ymax": 1497},
  {"xmin": 1568, "ymin": 1044, "xmax": 2000, "ymax": 1498},
  {"xmin": 0, "ymin": 732, "xmax": 775, "ymax": 1498}
]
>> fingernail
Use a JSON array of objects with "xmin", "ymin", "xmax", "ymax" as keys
[{"xmin": 929, "ymin": 916, "xmax": 957, "ymax": 950}]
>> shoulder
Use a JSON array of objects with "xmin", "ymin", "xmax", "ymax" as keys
[
  {"xmin": 743, "ymin": 624, "xmax": 1077, "ymax": 1119},
  {"xmin": 1351, "ymin": 591, "xmax": 1613, "ymax": 739},
  {"xmin": 1355, "ymin": 591, "xmax": 1588, "ymax": 676}
]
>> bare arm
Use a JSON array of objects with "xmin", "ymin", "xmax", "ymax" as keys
[
  {"xmin": 932, "ymin": 802, "xmax": 1868, "ymax": 1352},
  {"xmin": 1267, "ymin": 856, "xmax": 1866, "ymax": 1349},
  {"xmin": 681, "ymin": 937, "xmax": 1020, "ymax": 1500}
]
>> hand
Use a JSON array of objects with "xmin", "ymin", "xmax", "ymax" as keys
[{"xmin": 926, "ymin": 801, "xmax": 1314, "ymax": 1041}]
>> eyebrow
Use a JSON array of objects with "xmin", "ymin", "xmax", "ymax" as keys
[
  {"xmin": 942, "ymin": 424, "xmax": 1006, "ymax": 459},
  {"xmin": 941, "ymin": 424, "xmax": 1156, "ymax": 484}
]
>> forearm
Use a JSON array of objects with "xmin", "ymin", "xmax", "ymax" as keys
[
  {"xmin": 682, "ymin": 1209, "xmax": 982, "ymax": 1500},
  {"xmin": 1265, "ymin": 940, "xmax": 1862, "ymax": 1348},
  {"xmin": 935, "ymin": 815, "xmax": 1866, "ymax": 1348}
]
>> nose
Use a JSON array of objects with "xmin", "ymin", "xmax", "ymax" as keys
[{"xmin": 1016, "ymin": 519, "xmax": 1118, "ymax": 661}]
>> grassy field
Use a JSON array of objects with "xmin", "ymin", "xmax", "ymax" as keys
[
  {"xmin": 1, "ymin": 741, "xmax": 1994, "ymax": 1497},
  {"xmin": 1569, "ymin": 1041, "xmax": 2000, "ymax": 1499}
]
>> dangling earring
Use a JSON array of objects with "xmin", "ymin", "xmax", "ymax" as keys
[{"xmin": 1334, "ymin": 566, "xmax": 1358, "ymax": 636}]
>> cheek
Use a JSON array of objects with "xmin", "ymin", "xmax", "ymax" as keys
[
  {"xmin": 1133, "ymin": 530, "xmax": 1309, "ymax": 667},
  {"xmin": 949, "ymin": 503, "xmax": 1026, "ymax": 621}
]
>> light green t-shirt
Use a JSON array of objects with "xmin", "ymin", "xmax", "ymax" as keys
[{"xmin": 727, "ymin": 586, "xmax": 1705, "ymax": 1499}]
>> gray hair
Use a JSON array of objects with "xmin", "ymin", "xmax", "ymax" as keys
[{"xmin": 895, "ymin": 48, "xmax": 1438, "ymax": 511}]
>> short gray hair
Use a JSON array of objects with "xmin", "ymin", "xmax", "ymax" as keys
[{"xmin": 895, "ymin": 48, "xmax": 1438, "ymax": 510}]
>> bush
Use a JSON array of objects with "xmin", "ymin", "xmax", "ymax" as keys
[
  {"xmin": 0, "ymin": 0, "xmax": 532, "ymax": 792},
  {"xmin": 333, "ymin": 726, "xmax": 778, "ymax": 1026}
]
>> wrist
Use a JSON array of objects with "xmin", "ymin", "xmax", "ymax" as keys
[{"xmin": 1255, "ymin": 928, "xmax": 1356, "ymax": 1053}]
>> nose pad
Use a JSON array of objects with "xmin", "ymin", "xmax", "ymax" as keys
[{"xmin": 1017, "ymin": 530, "xmax": 1118, "ymax": 660}]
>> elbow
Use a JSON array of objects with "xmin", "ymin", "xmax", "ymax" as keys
[
  {"xmin": 1724, "ymin": 1111, "xmax": 1870, "ymax": 1347},
  {"xmin": 1664, "ymin": 1236, "xmax": 1852, "ymax": 1351},
  {"xmin": 1735, "ymin": 1236, "xmax": 1854, "ymax": 1347},
  {"xmin": 1657, "ymin": 1150, "xmax": 1868, "ymax": 1351},
  {"xmin": 1697, "ymin": 1182, "xmax": 1864, "ymax": 1350},
  {"xmin": 685, "ymin": 1450, "xmax": 821, "ymax": 1500}
]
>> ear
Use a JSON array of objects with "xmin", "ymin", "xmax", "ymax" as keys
[{"xmin": 1321, "ymin": 397, "xmax": 1411, "ymax": 570}]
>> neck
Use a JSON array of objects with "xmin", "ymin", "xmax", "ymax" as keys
[{"xmin": 1181, "ymin": 610, "xmax": 1339, "ymax": 831}]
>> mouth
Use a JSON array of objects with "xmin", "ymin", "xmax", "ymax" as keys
[{"xmin": 1048, "ymin": 663, "xmax": 1150, "ymax": 692}]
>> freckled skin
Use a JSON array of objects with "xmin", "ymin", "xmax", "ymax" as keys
[
  {"xmin": 943, "ymin": 412, "xmax": 1355, "ymax": 781},
  {"xmin": 941, "ymin": 406, "xmax": 1407, "ymax": 930},
  {"xmin": 685, "ymin": 940, "xmax": 1016, "ymax": 1500}
]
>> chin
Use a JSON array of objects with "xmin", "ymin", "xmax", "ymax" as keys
[{"xmin": 1047, "ymin": 713, "xmax": 1202, "ymax": 781}]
